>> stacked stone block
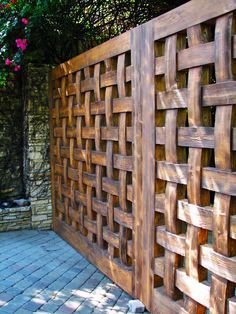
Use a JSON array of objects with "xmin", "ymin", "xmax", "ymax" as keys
[
  {"xmin": 0, "ymin": 206, "xmax": 31, "ymax": 232},
  {"xmin": 24, "ymin": 64, "xmax": 52, "ymax": 230}
]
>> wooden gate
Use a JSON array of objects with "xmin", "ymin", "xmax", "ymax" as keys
[{"xmin": 49, "ymin": 0, "xmax": 236, "ymax": 312}]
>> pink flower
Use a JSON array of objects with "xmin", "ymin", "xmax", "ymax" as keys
[
  {"xmin": 5, "ymin": 58, "xmax": 12, "ymax": 66},
  {"xmin": 16, "ymin": 38, "xmax": 27, "ymax": 51},
  {"xmin": 14, "ymin": 65, "xmax": 21, "ymax": 72},
  {"xmin": 21, "ymin": 18, "xmax": 29, "ymax": 25}
]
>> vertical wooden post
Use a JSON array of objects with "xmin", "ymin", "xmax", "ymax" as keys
[
  {"xmin": 132, "ymin": 21, "xmax": 155, "ymax": 311},
  {"xmin": 131, "ymin": 25, "xmax": 143, "ymax": 298},
  {"xmin": 141, "ymin": 22, "xmax": 155, "ymax": 311}
]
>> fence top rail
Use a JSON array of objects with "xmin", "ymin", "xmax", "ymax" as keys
[
  {"xmin": 51, "ymin": 31, "xmax": 131, "ymax": 80},
  {"xmin": 51, "ymin": 0, "xmax": 236, "ymax": 80},
  {"xmin": 153, "ymin": 0, "xmax": 236, "ymax": 40}
]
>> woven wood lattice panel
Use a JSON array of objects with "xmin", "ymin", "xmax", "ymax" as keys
[
  {"xmin": 50, "ymin": 38, "xmax": 134, "ymax": 293},
  {"xmin": 154, "ymin": 12, "xmax": 236, "ymax": 314},
  {"xmin": 50, "ymin": 1, "xmax": 236, "ymax": 313}
]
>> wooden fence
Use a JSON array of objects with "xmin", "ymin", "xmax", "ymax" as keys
[{"xmin": 49, "ymin": 0, "xmax": 236, "ymax": 312}]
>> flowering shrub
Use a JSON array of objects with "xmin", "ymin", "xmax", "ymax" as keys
[
  {"xmin": 0, "ymin": 0, "xmax": 188, "ymax": 88},
  {"xmin": 0, "ymin": 0, "xmax": 29, "ymax": 87}
]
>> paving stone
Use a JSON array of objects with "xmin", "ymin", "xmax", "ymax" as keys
[
  {"xmin": 14, "ymin": 279, "xmax": 33, "ymax": 290},
  {"xmin": 35, "ymin": 292, "xmax": 52, "ymax": 302},
  {"xmin": 93, "ymin": 309, "xmax": 110, "ymax": 314},
  {"xmin": 48, "ymin": 280, "xmax": 65, "ymax": 290},
  {"xmin": 40, "ymin": 302, "xmax": 60, "ymax": 312},
  {"xmin": 106, "ymin": 288, "xmax": 122, "ymax": 300},
  {"xmin": 0, "ymin": 301, "xmax": 22, "ymax": 313},
  {"xmin": 71, "ymin": 289, "xmax": 91, "ymax": 299},
  {"xmin": 5, "ymin": 286, "xmax": 22, "ymax": 297},
  {"xmin": 27, "ymin": 275, "xmax": 41, "ymax": 283},
  {"xmin": 0, "ymin": 281, "xmax": 14, "ymax": 290},
  {"xmin": 15, "ymin": 309, "xmax": 32, "ymax": 314},
  {"xmin": 11, "ymin": 294, "xmax": 31, "ymax": 307},
  {"xmin": 75, "ymin": 304, "xmax": 93, "ymax": 314},
  {"xmin": 0, "ymin": 292, "xmax": 14, "ymax": 306},
  {"xmin": 22, "ymin": 299, "xmax": 44, "ymax": 311},
  {"xmin": 0, "ymin": 230, "xmax": 149, "ymax": 314},
  {"xmin": 7, "ymin": 273, "xmax": 25, "ymax": 283},
  {"xmin": 63, "ymin": 297, "xmax": 82, "ymax": 311},
  {"xmin": 49, "ymin": 293, "xmax": 69, "ymax": 305},
  {"xmin": 30, "ymin": 281, "xmax": 48, "ymax": 291}
]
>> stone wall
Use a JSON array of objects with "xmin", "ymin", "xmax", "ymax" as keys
[
  {"xmin": 0, "ymin": 64, "xmax": 52, "ymax": 231},
  {"xmin": 0, "ymin": 206, "xmax": 31, "ymax": 232},
  {"xmin": 24, "ymin": 64, "xmax": 52, "ymax": 230}
]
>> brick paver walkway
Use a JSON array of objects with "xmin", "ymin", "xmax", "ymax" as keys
[{"xmin": 0, "ymin": 230, "xmax": 134, "ymax": 314}]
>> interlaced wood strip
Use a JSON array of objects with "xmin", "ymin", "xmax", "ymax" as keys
[
  {"xmin": 154, "ymin": 10, "xmax": 236, "ymax": 314},
  {"xmin": 49, "ymin": 1, "xmax": 236, "ymax": 312},
  {"xmin": 50, "ymin": 35, "xmax": 134, "ymax": 294}
]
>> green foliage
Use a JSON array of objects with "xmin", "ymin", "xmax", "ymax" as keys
[{"xmin": 0, "ymin": 0, "xmax": 188, "ymax": 86}]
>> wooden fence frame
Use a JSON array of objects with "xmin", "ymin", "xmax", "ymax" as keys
[{"xmin": 49, "ymin": 0, "xmax": 236, "ymax": 312}]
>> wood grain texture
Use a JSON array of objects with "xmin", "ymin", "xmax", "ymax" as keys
[
  {"xmin": 131, "ymin": 25, "xmax": 143, "ymax": 299},
  {"xmin": 210, "ymin": 14, "xmax": 235, "ymax": 313},
  {"xmin": 154, "ymin": 5, "xmax": 236, "ymax": 314},
  {"xmin": 50, "ymin": 30, "xmax": 134, "ymax": 298},
  {"xmin": 50, "ymin": 1, "xmax": 236, "ymax": 313},
  {"xmin": 51, "ymin": 31, "xmax": 131, "ymax": 79},
  {"xmin": 153, "ymin": 0, "xmax": 236, "ymax": 40},
  {"xmin": 140, "ymin": 22, "xmax": 155, "ymax": 311}
]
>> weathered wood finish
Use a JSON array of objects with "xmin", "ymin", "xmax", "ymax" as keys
[{"xmin": 50, "ymin": 1, "xmax": 236, "ymax": 313}]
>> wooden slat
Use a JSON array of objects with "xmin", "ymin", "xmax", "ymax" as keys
[
  {"xmin": 200, "ymin": 244, "xmax": 236, "ymax": 283},
  {"xmin": 156, "ymin": 161, "xmax": 188, "ymax": 185},
  {"xmin": 156, "ymin": 126, "xmax": 215, "ymax": 148},
  {"xmin": 178, "ymin": 200, "xmax": 213, "ymax": 230},
  {"xmin": 131, "ymin": 24, "xmax": 143, "ymax": 300},
  {"xmin": 211, "ymin": 43, "xmax": 235, "ymax": 303},
  {"xmin": 156, "ymin": 163, "xmax": 236, "ymax": 195},
  {"xmin": 50, "ymin": 2, "xmax": 236, "ymax": 312},
  {"xmin": 228, "ymin": 297, "xmax": 236, "ymax": 314},
  {"xmin": 153, "ymin": 288, "xmax": 187, "ymax": 314},
  {"xmin": 156, "ymin": 88, "xmax": 188, "ymax": 110},
  {"xmin": 203, "ymin": 81, "xmax": 236, "ymax": 107},
  {"xmin": 175, "ymin": 269, "xmax": 210, "ymax": 308},
  {"xmin": 156, "ymin": 81, "xmax": 236, "ymax": 109},
  {"xmin": 153, "ymin": 0, "xmax": 236, "ymax": 40},
  {"xmin": 177, "ymin": 127, "xmax": 214, "ymax": 149},
  {"xmin": 202, "ymin": 168, "xmax": 236, "ymax": 196},
  {"xmin": 92, "ymin": 198, "xmax": 107, "ymax": 216},
  {"xmin": 178, "ymin": 42, "xmax": 215, "ymax": 70},
  {"xmin": 51, "ymin": 31, "xmax": 131, "ymax": 79},
  {"xmin": 155, "ymin": 193, "xmax": 165, "ymax": 213},
  {"xmin": 156, "ymin": 226, "xmax": 186, "ymax": 256},
  {"xmin": 154, "ymin": 257, "xmax": 164, "ymax": 277},
  {"xmin": 114, "ymin": 207, "xmax": 133, "ymax": 228},
  {"xmin": 230, "ymin": 215, "xmax": 236, "ymax": 240},
  {"xmin": 139, "ymin": 22, "xmax": 155, "ymax": 310}
]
